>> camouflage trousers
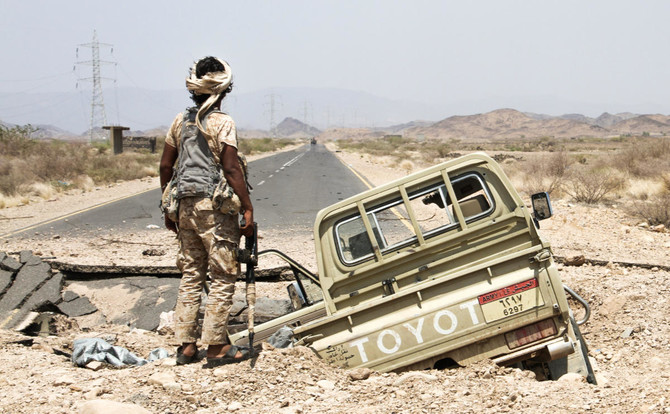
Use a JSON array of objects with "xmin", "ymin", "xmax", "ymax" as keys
[{"xmin": 174, "ymin": 196, "xmax": 241, "ymax": 345}]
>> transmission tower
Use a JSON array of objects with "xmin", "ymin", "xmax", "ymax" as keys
[
  {"xmin": 264, "ymin": 93, "xmax": 282, "ymax": 137},
  {"xmin": 76, "ymin": 30, "xmax": 115, "ymax": 142}
]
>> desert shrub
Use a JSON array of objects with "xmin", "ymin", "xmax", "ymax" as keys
[
  {"xmin": 0, "ymin": 158, "xmax": 36, "ymax": 195},
  {"xmin": 662, "ymin": 173, "xmax": 670, "ymax": 193},
  {"xmin": 336, "ymin": 136, "xmax": 416, "ymax": 157},
  {"xmin": 0, "ymin": 124, "xmax": 38, "ymax": 157},
  {"xmin": 0, "ymin": 124, "xmax": 161, "ymax": 201},
  {"xmin": 613, "ymin": 137, "xmax": 670, "ymax": 178},
  {"xmin": 563, "ymin": 167, "xmax": 625, "ymax": 204},
  {"xmin": 628, "ymin": 194, "xmax": 670, "ymax": 226},
  {"xmin": 518, "ymin": 151, "xmax": 572, "ymax": 196},
  {"xmin": 238, "ymin": 138, "xmax": 297, "ymax": 154}
]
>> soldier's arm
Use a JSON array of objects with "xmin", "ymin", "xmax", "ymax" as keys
[
  {"xmin": 160, "ymin": 143, "xmax": 179, "ymax": 233},
  {"xmin": 221, "ymin": 144, "xmax": 254, "ymax": 236}
]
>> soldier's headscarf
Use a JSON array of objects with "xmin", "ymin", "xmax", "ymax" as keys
[{"xmin": 185, "ymin": 57, "xmax": 233, "ymax": 138}]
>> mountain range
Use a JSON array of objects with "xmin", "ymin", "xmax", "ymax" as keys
[{"xmin": 1, "ymin": 87, "xmax": 669, "ymax": 141}]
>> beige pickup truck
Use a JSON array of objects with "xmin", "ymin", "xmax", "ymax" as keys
[{"xmin": 231, "ymin": 152, "xmax": 596, "ymax": 383}]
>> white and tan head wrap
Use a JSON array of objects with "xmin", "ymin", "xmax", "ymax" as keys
[{"xmin": 185, "ymin": 57, "xmax": 233, "ymax": 137}]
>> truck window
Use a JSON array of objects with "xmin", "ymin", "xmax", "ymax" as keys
[{"xmin": 335, "ymin": 172, "xmax": 494, "ymax": 265}]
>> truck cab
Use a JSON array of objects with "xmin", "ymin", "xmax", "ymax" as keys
[{"xmin": 230, "ymin": 152, "xmax": 595, "ymax": 383}]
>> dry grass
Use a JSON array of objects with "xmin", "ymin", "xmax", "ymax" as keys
[
  {"xmin": 334, "ymin": 134, "xmax": 670, "ymax": 224},
  {"xmin": 238, "ymin": 137, "xmax": 299, "ymax": 154},
  {"xmin": 0, "ymin": 124, "xmax": 160, "ymax": 206}
]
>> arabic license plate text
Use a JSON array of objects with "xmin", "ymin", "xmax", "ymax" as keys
[{"xmin": 479, "ymin": 280, "xmax": 544, "ymax": 323}]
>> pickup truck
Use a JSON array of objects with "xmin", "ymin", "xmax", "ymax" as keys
[{"xmin": 230, "ymin": 152, "xmax": 596, "ymax": 383}]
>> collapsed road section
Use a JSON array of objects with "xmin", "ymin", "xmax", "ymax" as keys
[{"xmin": 0, "ymin": 250, "xmax": 293, "ymax": 334}]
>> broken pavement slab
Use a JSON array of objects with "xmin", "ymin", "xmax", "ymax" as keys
[
  {"xmin": 0, "ymin": 269, "xmax": 12, "ymax": 293},
  {"xmin": 19, "ymin": 250, "xmax": 43, "ymax": 266},
  {"xmin": 0, "ymin": 262, "xmax": 53, "ymax": 314},
  {"xmin": 0, "ymin": 253, "xmax": 22, "ymax": 273},
  {"xmin": 0, "ymin": 252, "xmax": 64, "ymax": 330},
  {"xmin": 57, "ymin": 293, "xmax": 98, "ymax": 317}
]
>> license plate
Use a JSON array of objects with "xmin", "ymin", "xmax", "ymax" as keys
[{"xmin": 478, "ymin": 279, "xmax": 544, "ymax": 323}]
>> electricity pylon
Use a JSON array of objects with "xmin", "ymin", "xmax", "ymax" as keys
[{"xmin": 76, "ymin": 30, "xmax": 115, "ymax": 142}]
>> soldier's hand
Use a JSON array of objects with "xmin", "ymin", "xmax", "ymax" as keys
[
  {"xmin": 240, "ymin": 209, "xmax": 254, "ymax": 237},
  {"xmin": 165, "ymin": 216, "xmax": 177, "ymax": 234}
]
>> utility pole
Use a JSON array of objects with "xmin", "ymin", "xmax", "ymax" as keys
[{"xmin": 76, "ymin": 30, "xmax": 115, "ymax": 142}]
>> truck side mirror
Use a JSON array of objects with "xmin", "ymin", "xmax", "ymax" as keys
[{"xmin": 531, "ymin": 192, "xmax": 553, "ymax": 221}]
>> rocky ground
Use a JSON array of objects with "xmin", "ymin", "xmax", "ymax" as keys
[{"xmin": 0, "ymin": 147, "xmax": 669, "ymax": 413}]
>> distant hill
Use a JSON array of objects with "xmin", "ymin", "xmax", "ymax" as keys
[
  {"xmin": 405, "ymin": 109, "xmax": 607, "ymax": 140},
  {"xmin": 6, "ymin": 108, "xmax": 670, "ymax": 143},
  {"xmin": 274, "ymin": 117, "xmax": 321, "ymax": 138}
]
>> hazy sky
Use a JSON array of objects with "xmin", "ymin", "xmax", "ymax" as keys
[{"xmin": 2, "ymin": 0, "xmax": 670, "ymax": 118}]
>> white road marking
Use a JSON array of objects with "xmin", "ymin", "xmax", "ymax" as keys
[
  {"xmin": 283, "ymin": 153, "xmax": 304, "ymax": 168},
  {"xmin": 254, "ymin": 152, "xmax": 305, "ymax": 188}
]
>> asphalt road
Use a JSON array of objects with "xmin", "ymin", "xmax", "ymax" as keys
[{"xmin": 7, "ymin": 143, "xmax": 370, "ymax": 238}]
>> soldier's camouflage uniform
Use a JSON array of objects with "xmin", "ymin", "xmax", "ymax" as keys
[{"xmin": 165, "ymin": 112, "xmax": 241, "ymax": 345}]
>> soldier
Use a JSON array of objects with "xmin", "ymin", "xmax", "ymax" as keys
[{"xmin": 159, "ymin": 56, "xmax": 253, "ymax": 366}]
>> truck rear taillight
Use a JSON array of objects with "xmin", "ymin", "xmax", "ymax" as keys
[{"xmin": 505, "ymin": 319, "xmax": 557, "ymax": 349}]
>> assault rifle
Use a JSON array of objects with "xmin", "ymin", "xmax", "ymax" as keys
[{"xmin": 236, "ymin": 221, "xmax": 258, "ymax": 357}]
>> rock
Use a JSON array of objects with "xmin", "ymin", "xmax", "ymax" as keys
[
  {"xmin": 213, "ymin": 367, "xmax": 228, "ymax": 377},
  {"xmin": 84, "ymin": 388, "xmax": 104, "ymax": 400},
  {"xmin": 164, "ymin": 382, "xmax": 182, "ymax": 392},
  {"xmin": 227, "ymin": 401, "xmax": 243, "ymax": 411},
  {"xmin": 600, "ymin": 296, "xmax": 627, "ymax": 318},
  {"xmin": 595, "ymin": 374, "xmax": 609, "ymax": 388},
  {"xmin": 557, "ymin": 373, "xmax": 586, "ymax": 383},
  {"xmin": 142, "ymin": 248, "xmax": 165, "ymax": 256},
  {"xmin": 78, "ymin": 399, "xmax": 151, "ymax": 414},
  {"xmin": 316, "ymin": 379, "xmax": 335, "ymax": 390},
  {"xmin": 304, "ymin": 386, "xmax": 321, "ymax": 395},
  {"xmin": 348, "ymin": 367, "xmax": 372, "ymax": 381},
  {"xmin": 393, "ymin": 372, "xmax": 438, "ymax": 386},
  {"xmin": 267, "ymin": 326, "xmax": 294, "ymax": 348},
  {"xmin": 157, "ymin": 311, "xmax": 174, "ymax": 332},
  {"xmin": 148, "ymin": 372, "xmax": 177, "ymax": 388},
  {"xmin": 85, "ymin": 361, "xmax": 104, "ymax": 371},
  {"xmin": 564, "ymin": 255, "xmax": 586, "ymax": 266},
  {"xmin": 620, "ymin": 327, "xmax": 634, "ymax": 338},
  {"xmin": 162, "ymin": 358, "xmax": 177, "ymax": 367},
  {"xmin": 650, "ymin": 224, "xmax": 666, "ymax": 233},
  {"xmin": 53, "ymin": 376, "xmax": 76, "ymax": 386}
]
